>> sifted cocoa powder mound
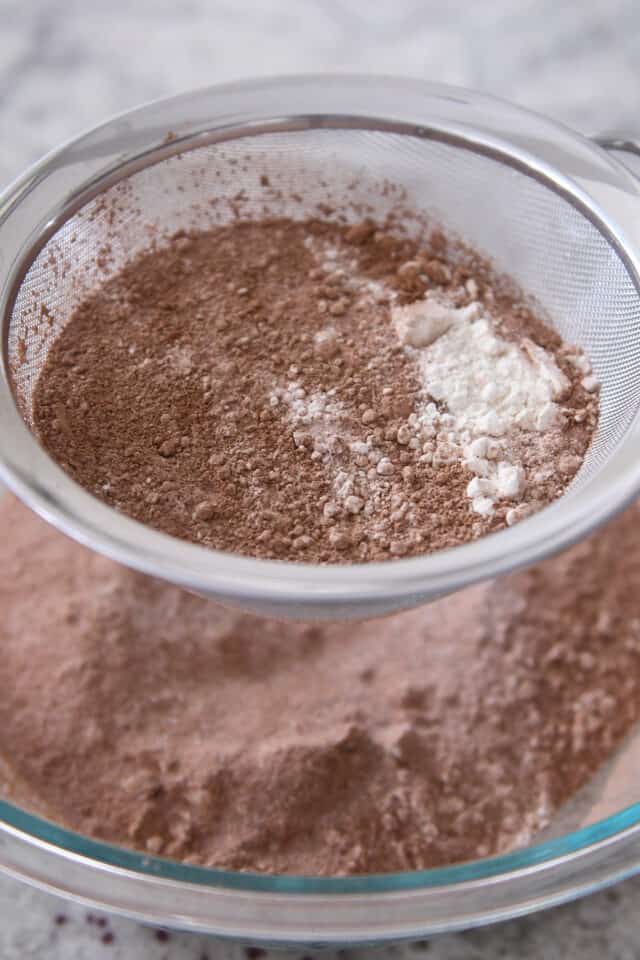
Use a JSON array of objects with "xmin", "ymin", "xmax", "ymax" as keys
[
  {"xmin": 0, "ymin": 494, "xmax": 639, "ymax": 874},
  {"xmin": 32, "ymin": 217, "xmax": 597, "ymax": 563}
]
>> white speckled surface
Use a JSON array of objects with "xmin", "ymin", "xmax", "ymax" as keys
[{"xmin": 1, "ymin": 0, "xmax": 640, "ymax": 956}]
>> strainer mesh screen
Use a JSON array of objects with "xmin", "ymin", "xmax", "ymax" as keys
[{"xmin": 8, "ymin": 129, "xmax": 640, "ymax": 491}]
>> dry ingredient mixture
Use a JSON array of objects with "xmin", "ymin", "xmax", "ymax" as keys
[
  {"xmin": 32, "ymin": 217, "xmax": 598, "ymax": 563},
  {"xmin": 1, "ymin": 494, "xmax": 639, "ymax": 875}
]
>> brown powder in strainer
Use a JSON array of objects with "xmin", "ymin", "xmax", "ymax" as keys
[
  {"xmin": 30, "ymin": 217, "xmax": 598, "ymax": 563},
  {"xmin": 1, "ymin": 494, "xmax": 639, "ymax": 875}
]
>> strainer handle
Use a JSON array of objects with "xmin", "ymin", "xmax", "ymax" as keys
[
  {"xmin": 595, "ymin": 136, "xmax": 640, "ymax": 152},
  {"xmin": 594, "ymin": 136, "xmax": 640, "ymax": 176}
]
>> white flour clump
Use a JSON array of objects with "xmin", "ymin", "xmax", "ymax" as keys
[
  {"xmin": 392, "ymin": 296, "xmax": 583, "ymax": 518},
  {"xmin": 271, "ymin": 379, "xmax": 345, "ymax": 459},
  {"xmin": 272, "ymin": 377, "xmax": 389, "ymax": 522},
  {"xmin": 273, "ymin": 371, "xmax": 413, "ymax": 535}
]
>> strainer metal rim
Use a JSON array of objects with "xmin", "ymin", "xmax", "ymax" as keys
[{"xmin": 1, "ymin": 74, "xmax": 640, "ymax": 616}]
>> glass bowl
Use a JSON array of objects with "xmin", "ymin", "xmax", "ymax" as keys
[{"xmin": 0, "ymin": 76, "xmax": 640, "ymax": 947}]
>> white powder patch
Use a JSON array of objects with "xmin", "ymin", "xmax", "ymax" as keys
[
  {"xmin": 272, "ymin": 382, "xmax": 345, "ymax": 458},
  {"xmin": 306, "ymin": 236, "xmax": 396, "ymax": 305},
  {"xmin": 274, "ymin": 378, "xmax": 406, "ymax": 526},
  {"xmin": 392, "ymin": 296, "xmax": 592, "ymax": 518},
  {"xmin": 163, "ymin": 344, "xmax": 194, "ymax": 376},
  {"xmin": 393, "ymin": 299, "xmax": 569, "ymax": 436}
]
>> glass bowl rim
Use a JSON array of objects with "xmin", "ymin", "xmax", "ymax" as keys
[{"xmin": 1, "ymin": 795, "xmax": 640, "ymax": 943}]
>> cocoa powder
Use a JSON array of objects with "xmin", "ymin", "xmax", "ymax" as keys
[
  {"xmin": 0, "ymin": 493, "xmax": 639, "ymax": 874},
  {"xmin": 31, "ymin": 217, "xmax": 597, "ymax": 563}
]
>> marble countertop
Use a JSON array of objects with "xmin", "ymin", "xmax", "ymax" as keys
[{"xmin": 1, "ymin": 0, "xmax": 640, "ymax": 956}]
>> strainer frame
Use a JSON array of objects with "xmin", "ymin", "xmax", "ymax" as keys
[
  {"xmin": 2, "ymin": 76, "xmax": 640, "ymax": 619},
  {"xmin": 1, "ymin": 76, "xmax": 640, "ymax": 942}
]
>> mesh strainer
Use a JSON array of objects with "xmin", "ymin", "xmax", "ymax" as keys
[{"xmin": 2, "ymin": 75, "xmax": 640, "ymax": 621}]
